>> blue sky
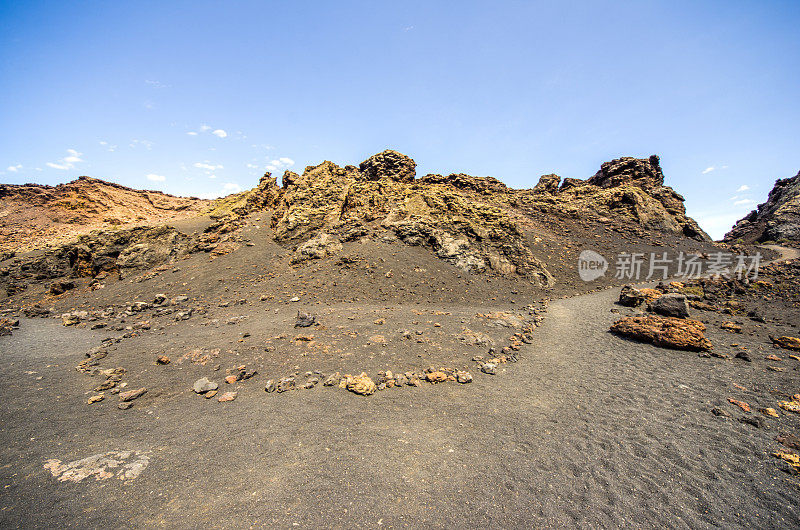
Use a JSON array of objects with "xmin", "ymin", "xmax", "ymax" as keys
[{"xmin": 1, "ymin": 1, "xmax": 798, "ymax": 239}]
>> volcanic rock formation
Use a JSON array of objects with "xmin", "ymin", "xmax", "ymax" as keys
[
  {"xmin": 526, "ymin": 155, "xmax": 711, "ymax": 242},
  {"xmin": 725, "ymin": 170, "xmax": 800, "ymax": 244},
  {"xmin": 1, "ymin": 150, "xmax": 716, "ymax": 298}
]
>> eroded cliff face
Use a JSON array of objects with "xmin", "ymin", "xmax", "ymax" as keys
[{"xmin": 725, "ymin": 170, "xmax": 800, "ymax": 244}]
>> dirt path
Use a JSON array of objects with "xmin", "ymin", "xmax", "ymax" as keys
[
  {"xmin": 761, "ymin": 244, "xmax": 800, "ymax": 262},
  {"xmin": 1, "ymin": 288, "xmax": 798, "ymax": 528}
]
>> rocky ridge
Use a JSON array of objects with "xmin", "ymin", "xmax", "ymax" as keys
[
  {"xmin": 725, "ymin": 169, "xmax": 800, "ymax": 244},
  {"xmin": 525, "ymin": 155, "xmax": 711, "ymax": 242},
  {"xmin": 1, "ymin": 150, "xmax": 716, "ymax": 300}
]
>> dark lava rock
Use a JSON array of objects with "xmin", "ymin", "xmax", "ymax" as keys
[
  {"xmin": 359, "ymin": 149, "xmax": 416, "ymax": 183},
  {"xmin": 49, "ymin": 280, "xmax": 76, "ymax": 295},
  {"xmin": 739, "ymin": 416, "xmax": 763, "ymax": 428},
  {"xmin": 711, "ymin": 407, "xmax": 731, "ymax": 418},
  {"xmin": 295, "ymin": 311, "xmax": 317, "ymax": 328},
  {"xmin": 648, "ymin": 293, "xmax": 690, "ymax": 319},
  {"xmin": 619, "ymin": 285, "xmax": 645, "ymax": 307}
]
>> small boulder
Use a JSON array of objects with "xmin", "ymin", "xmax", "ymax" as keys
[
  {"xmin": 119, "ymin": 388, "xmax": 147, "ymax": 402},
  {"xmin": 773, "ymin": 336, "xmax": 800, "ymax": 351},
  {"xmin": 295, "ymin": 311, "xmax": 317, "ymax": 328},
  {"xmin": 345, "ymin": 373, "xmax": 376, "ymax": 395},
  {"xmin": 618, "ymin": 285, "xmax": 646, "ymax": 307},
  {"xmin": 648, "ymin": 293, "xmax": 690, "ymax": 319},
  {"xmin": 192, "ymin": 378, "xmax": 218, "ymax": 394},
  {"xmin": 323, "ymin": 372, "xmax": 341, "ymax": 386}
]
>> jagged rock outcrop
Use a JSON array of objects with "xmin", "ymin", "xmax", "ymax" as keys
[
  {"xmin": 725, "ymin": 170, "xmax": 800, "ymax": 244},
  {"xmin": 269, "ymin": 154, "xmax": 555, "ymax": 284},
  {"xmin": 0, "ymin": 176, "xmax": 210, "ymax": 252},
  {"xmin": 528, "ymin": 155, "xmax": 711, "ymax": 241},
  {"xmin": 359, "ymin": 150, "xmax": 416, "ymax": 183},
  {"xmin": 533, "ymin": 174, "xmax": 560, "ymax": 193},
  {"xmin": 587, "ymin": 155, "xmax": 665, "ymax": 190}
]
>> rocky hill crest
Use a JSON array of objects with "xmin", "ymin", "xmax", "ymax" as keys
[{"xmin": 725, "ymin": 170, "xmax": 800, "ymax": 244}]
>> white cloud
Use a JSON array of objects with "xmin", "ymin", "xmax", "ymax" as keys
[
  {"xmin": 702, "ymin": 166, "xmax": 715, "ymax": 174},
  {"xmin": 187, "ymin": 131, "xmax": 198, "ymax": 136},
  {"xmin": 99, "ymin": 141, "xmax": 107, "ymax": 146},
  {"xmin": 46, "ymin": 149, "xmax": 84, "ymax": 170},
  {"xmin": 146, "ymin": 173, "xmax": 166, "ymax": 182},
  {"xmin": 265, "ymin": 157, "xmax": 296, "ymax": 173},
  {"xmin": 733, "ymin": 199, "xmax": 755, "ymax": 206},
  {"xmin": 129, "ymin": 139, "xmax": 153, "ymax": 150},
  {"xmin": 194, "ymin": 162, "xmax": 223, "ymax": 171},
  {"xmin": 6, "ymin": 164, "xmax": 21, "ymax": 172},
  {"xmin": 200, "ymin": 124, "xmax": 211, "ymax": 131},
  {"xmin": 222, "ymin": 183, "xmax": 241, "ymax": 194},
  {"xmin": 145, "ymin": 79, "xmax": 170, "ymax": 88},
  {"xmin": 212, "ymin": 129, "xmax": 228, "ymax": 138},
  {"xmin": 208, "ymin": 174, "xmax": 217, "ymax": 179},
  {"xmin": 736, "ymin": 185, "xmax": 750, "ymax": 192}
]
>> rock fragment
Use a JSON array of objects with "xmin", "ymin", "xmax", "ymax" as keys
[
  {"xmin": 119, "ymin": 387, "xmax": 147, "ymax": 402},
  {"xmin": 192, "ymin": 378, "xmax": 218, "ymax": 394},
  {"xmin": 217, "ymin": 391, "xmax": 238, "ymax": 402}
]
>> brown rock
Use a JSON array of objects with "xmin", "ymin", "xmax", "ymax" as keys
[
  {"xmin": 774, "ymin": 336, "xmax": 800, "ymax": 351},
  {"xmin": 425, "ymin": 371, "xmax": 448, "ymax": 383},
  {"xmin": 358, "ymin": 149, "xmax": 416, "ymax": 183},
  {"xmin": 609, "ymin": 315, "xmax": 712, "ymax": 352},
  {"xmin": 119, "ymin": 387, "xmax": 147, "ymax": 402},
  {"xmin": 728, "ymin": 398, "xmax": 750, "ymax": 413},
  {"xmin": 345, "ymin": 373, "xmax": 376, "ymax": 395},
  {"xmin": 217, "ymin": 391, "xmax": 238, "ymax": 402},
  {"xmin": 720, "ymin": 321, "xmax": 743, "ymax": 333}
]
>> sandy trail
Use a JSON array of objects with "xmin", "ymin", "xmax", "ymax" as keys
[
  {"xmin": 1, "ymin": 287, "xmax": 798, "ymax": 528},
  {"xmin": 761, "ymin": 244, "xmax": 800, "ymax": 262}
]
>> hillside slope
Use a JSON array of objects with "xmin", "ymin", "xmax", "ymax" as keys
[{"xmin": 0, "ymin": 176, "xmax": 210, "ymax": 252}]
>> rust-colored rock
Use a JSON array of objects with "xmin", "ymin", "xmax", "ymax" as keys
[
  {"xmin": 609, "ymin": 315, "xmax": 712, "ymax": 352},
  {"xmin": 425, "ymin": 371, "xmax": 448, "ymax": 383},
  {"xmin": 773, "ymin": 336, "xmax": 800, "ymax": 351},
  {"xmin": 728, "ymin": 398, "xmax": 750, "ymax": 413},
  {"xmin": 720, "ymin": 322, "xmax": 742, "ymax": 333},
  {"xmin": 344, "ymin": 373, "xmax": 376, "ymax": 395}
]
